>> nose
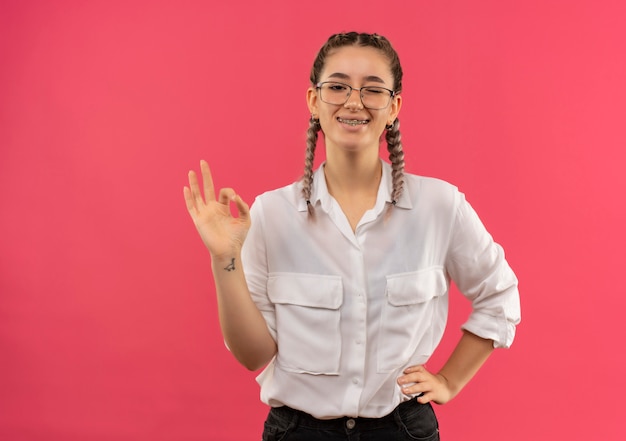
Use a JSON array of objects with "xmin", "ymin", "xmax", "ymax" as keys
[{"xmin": 344, "ymin": 89, "xmax": 363, "ymax": 110}]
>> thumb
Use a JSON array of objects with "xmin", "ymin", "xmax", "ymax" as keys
[{"xmin": 232, "ymin": 194, "xmax": 251, "ymax": 224}]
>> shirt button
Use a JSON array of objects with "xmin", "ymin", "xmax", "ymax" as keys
[
  {"xmin": 352, "ymin": 378, "xmax": 359, "ymax": 384},
  {"xmin": 346, "ymin": 419, "xmax": 356, "ymax": 429}
]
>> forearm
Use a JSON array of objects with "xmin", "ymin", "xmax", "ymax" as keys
[
  {"xmin": 212, "ymin": 253, "xmax": 277, "ymax": 371},
  {"xmin": 437, "ymin": 330, "xmax": 494, "ymax": 399}
]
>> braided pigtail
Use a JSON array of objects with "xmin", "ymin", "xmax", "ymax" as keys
[
  {"xmin": 301, "ymin": 116, "xmax": 320, "ymax": 215},
  {"xmin": 385, "ymin": 118, "xmax": 405, "ymax": 205}
]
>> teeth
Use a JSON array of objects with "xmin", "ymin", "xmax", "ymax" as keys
[{"xmin": 338, "ymin": 117, "xmax": 368, "ymax": 126}]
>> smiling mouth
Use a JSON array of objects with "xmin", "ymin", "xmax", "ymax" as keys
[{"xmin": 337, "ymin": 117, "xmax": 369, "ymax": 126}]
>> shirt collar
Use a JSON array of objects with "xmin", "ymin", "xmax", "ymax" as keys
[{"xmin": 297, "ymin": 160, "xmax": 412, "ymax": 212}]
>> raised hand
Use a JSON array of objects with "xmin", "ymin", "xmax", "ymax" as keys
[{"xmin": 183, "ymin": 160, "xmax": 251, "ymax": 260}]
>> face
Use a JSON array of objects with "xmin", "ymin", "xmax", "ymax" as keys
[{"xmin": 307, "ymin": 45, "xmax": 402, "ymax": 154}]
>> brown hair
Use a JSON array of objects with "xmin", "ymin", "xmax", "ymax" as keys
[{"xmin": 302, "ymin": 32, "xmax": 405, "ymax": 213}]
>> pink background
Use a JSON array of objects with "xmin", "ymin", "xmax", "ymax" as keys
[{"xmin": 1, "ymin": 1, "xmax": 625, "ymax": 440}]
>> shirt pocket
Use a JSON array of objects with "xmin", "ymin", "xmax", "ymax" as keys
[
  {"xmin": 377, "ymin": 267, "xmax": 448, "ymax": 373},
  {"xmin": 267, "ymin": 273, "xmax": 343, "ymax": 375}
]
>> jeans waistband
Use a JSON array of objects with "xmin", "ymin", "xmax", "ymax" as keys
[{"xmin": 270, "ymin": 398, "xmax": 418, "ymax": 430}]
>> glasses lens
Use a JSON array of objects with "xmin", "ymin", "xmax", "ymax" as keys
[
  {"xmin": 319, "ymin": 82, "xmax": 392, "ymax": 109},
  {"xmin": 361, "ymin": 87, "xmax": 392, "ymax": 110},
  {"xmin": 319, "ymin": 82, "xmax": 351, "ymax": 105}
]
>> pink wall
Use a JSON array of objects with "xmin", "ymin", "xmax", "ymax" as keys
[{"xmin": 1, "ymin": 1, "xmax": 624, "ymax": 439}]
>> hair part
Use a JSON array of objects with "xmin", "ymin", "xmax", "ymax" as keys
[{"xmin": 309, "ymin": 32, "xmax": 403, "ymax": 92}]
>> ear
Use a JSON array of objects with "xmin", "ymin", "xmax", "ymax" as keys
[
  {"xmin": 307, "ymin": 86, "xmax": 319, "ymax": 115},
  {"xmin": 388, "ymin": 94, "xmax": 402, "ymax": 123}
]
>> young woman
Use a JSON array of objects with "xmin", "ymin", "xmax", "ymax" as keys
[{"xmin": 184, "ymin": 32, "xmax": 520, "ymax": 441}]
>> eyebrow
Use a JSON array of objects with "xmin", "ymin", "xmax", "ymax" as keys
[{"xmin": 326, "ymin": 72, "xmax": 387, "ymax": 85}]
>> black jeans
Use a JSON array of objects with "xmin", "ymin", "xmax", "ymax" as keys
[{"xmin": 261, "ymin": 398, "xmax": 440, "ymax": 441}]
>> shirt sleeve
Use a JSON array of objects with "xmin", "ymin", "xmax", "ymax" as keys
[
  {"xmin": 240, "ymin": 197, "xmax": 277, "ymax": 342},
  {"xmin": 445, "ymin": 191, "xmax": 521, "ymax": 348}
]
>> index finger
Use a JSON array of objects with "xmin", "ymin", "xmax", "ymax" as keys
[{"xmin": 200, "ymin": 160, "xmax": 216, "ymax": 202}]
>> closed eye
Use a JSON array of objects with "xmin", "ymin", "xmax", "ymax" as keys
[{"xmin": 362, "ymin": 87, "xmax": 386, "ymax": 95}]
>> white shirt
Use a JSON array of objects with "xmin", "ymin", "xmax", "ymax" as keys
[{"xmin": 241, "ymin": 160, "xmax": 520, "ymax": 419}]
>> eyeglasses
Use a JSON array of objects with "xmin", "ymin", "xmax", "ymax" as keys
[{"xmin": 316, "ymin": 81, "xmax": 397, "ymax": 110}]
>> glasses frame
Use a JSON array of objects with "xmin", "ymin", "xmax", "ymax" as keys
[{"xmin": 315, "ymin": 81, "xmax": 397, "ymax": 110}]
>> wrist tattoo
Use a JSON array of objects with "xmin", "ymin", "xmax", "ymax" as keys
[{"xmin": 224, "ymin": 258, "xmax": 235, "ymax": 272}]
